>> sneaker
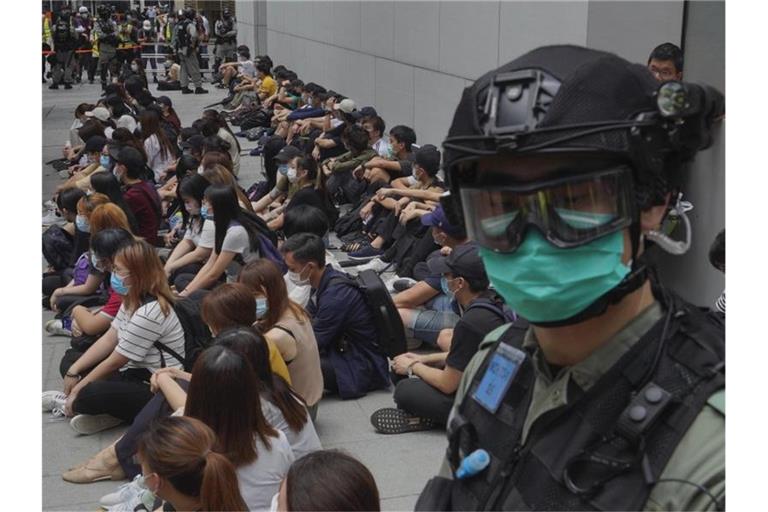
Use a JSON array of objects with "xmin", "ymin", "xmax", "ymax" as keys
[
  {"xmin": 45, "ymin": 319, "xmax": 72, "ymax": 337},
  {"xmin": 43, "ymin": 199, "xmax": 56, "ymax": 209},
  {"xmin": 64, "ymin": 83, "xmax": 73, "ymax": 90},
  {"xmin": 42, "ymin": 390, "xmax": 67, "ymax": 412},
  {"xmin": 100, "ymin": 475, "xmax": 145, "ymax": 508},
  {"xmin": 194, "ymin": 87, "xmax": 209, "ymax": 94},
  {"xmin": 89, "ymin": 79, "xmax": 95, "ymax": 84},
  {"xmin": 58, "ymin": 169, "xmax": 71, "ymax": 179},
  {"xmin": 393, "ymin": 278, "xmax": 417, "ymax": 292},
  {"xmin": 357, "ymin": 257, "xmax": 391, "ymax": 273},
  {"xmin": 180, "ymin": 87, "xmax": 193, "ymax": 94},
  {"xmin": 348, "ymin": 244, "xmax": 384, "ymax": 261},
  {"xmin": 370, "ymin": 408, "xmax": 435, "ymax": 434},
  {"xmin": 105, "ymin": 486, "xmax": 157, "ymax": 512},
  {"xmin": 49, "ymin": 84, "xmax": 59, "ymax": 90},
  {"xmin": 249, "ymin": 147, "xmax": 263, "ymax": 157},
  {"xmin": 70, "ymin": 414, "xmax": 123, "ymax": 435}
]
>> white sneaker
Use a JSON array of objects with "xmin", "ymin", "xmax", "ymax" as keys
[
  {"xmin": 70, "ymin": 413, "xmax": 123, "ymax": 435},
  {"xmin": 350, "ymin": 257, "xmax": 390, "ymax": 274},
  {"xmin": 42, "ymin": 210, "xmax": 64, "ymax": 226},
  {"xmin": 58, "ymin": 169, "xmax": 71, "ymax": 179},
  {"xmin": 45, "ymin": 319, "xmax": 71, "ymax": 337},
  {"xmin": 105, "ymin": 486, "xmax": 157, "ymax": 512},
  {"xmin": 43, "ymin": 199, "xmax": 56, "ymax": 209},
  {"xmin": 42, "ymin": 390, "xmax": 67, "ymax": 412},
  {"xmin": 100, "ymin": 475, "xmax": 145, "ymax": 508}
]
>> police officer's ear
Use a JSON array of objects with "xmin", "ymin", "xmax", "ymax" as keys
[{"xmin": 640, "ymin": 194, "xmax": 672, "ymax": 234}]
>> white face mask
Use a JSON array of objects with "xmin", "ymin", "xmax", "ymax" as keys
[
  {"xmin": 286, "ymin": 167, "xmax": 298, "ymax": 183},
  {"xmin": 197, "ymin": 165, "xmax": 204, "ymax": 175},
  {"xmin": 131, "ymin": 64, "xmax": 139, "ymax": 72},
  {"xmin": 287, "ymin": 265, "xmax": 310, "ymax": 287}
]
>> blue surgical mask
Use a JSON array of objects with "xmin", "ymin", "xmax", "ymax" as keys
[
  {"xmin": 440, "ymin": 276, "xmax": 455, "ymax": 301},
  {"xmin": 255, "ymin": 298, "xmax": 268, "ymax": 318},
  {"xmin": 200, "ymin": 205, "xmax": 213, "ymax": 220},
  {"xmin": 75, "ymin": 215, "xmax": 90, "ymax": 233},
  {"xmin": 478, "ymin": 227, "xmax": 630, "ymax": 323},
  {"xmin": 278, "ymin": 164, "xmax": 289, "ymax": 176},
  {"xmin": 100, "ymin": 154, "xmax": 110, "ymax": 168},
  {"xmin": 110, "ymin": 272, "xmax": 130, "ymax": 295}
]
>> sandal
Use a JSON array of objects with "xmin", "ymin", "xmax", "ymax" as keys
[{"xmin": 370, "ymin": 408, "xmax": 435, "ymax": 434}]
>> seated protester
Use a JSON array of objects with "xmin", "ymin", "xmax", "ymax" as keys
[
  {"xmin": 266, "ymin": 75, "xmax": 302, "ymax": 113},
  {"xmin": 202, "ymin": 109, "xmax": 242, "ymax": 176},
  {"xmin": 43, "ymin": 240, "xmax": 185, "ymax": 435},
  {"xmin": 238, "ymin": 260, "xmax": 324, "ymax": 417},
  {"xmin": 179, "ymin": 184, "xmax": 276, "ymax": 295},
  {"xmin": 360, "ymin": 125, "xmax": 417, "ymax": 184},
  {"xmin": 371, "ymin": 245, "xmax": 509, "ymax": 433},
  {"xmin": 157, "ymin": 55, "xmax": 181, "ymax": 91},
  {"xmin": 164, "ymin": 175, "xmax": 213, "ymax": 287},
  {"xmin": 139, "ymin": 109, "xmax": 177, "ymax": 183},
  {"xmin": 66, "ymin": 228, "xmax": 134, "ymax": 340},
  {"xmin": 62, "ymin": 119, "xmax": 107, "ymax": 166},
  {"xmin": 282, "ymin": 205, "xmax": 343, "ymax": 308},
  {"xmin": 251, "ymin": 145, "xmax": 301, "ymax": 214},
  {"xmin": 349, "ymin": 144, "xmax": 445, "ymax": 260},
  {"xmin": 323, "ymin": 125, "xmax": 377, "ymax": 205},
  {"xmin": 309, "ymin": 99, "xmax": 356, "ymax": 162},
  {"xmin": 115, "ymin": 114, "xmax": 138, "ymax": 134},
  {"xmin": 200, "ymin": 160, "xmax": 254, "ymax": 211},
  {"xmin": 90, "ymin": 172, "xmax": 141, "ymax": 235},
  {"xmin": 156, "ymin": 96, "xmax": 181, "ymax": 134},
  {"xmin": 362, "ymin": 115, "xmax": 391, "ymax": 158},
  {"xmin": 104, "ymin": 94, "xmax": 134, "ymax": 122},
  {"xmin": 201, "ymin": 138, "xmax": 235, "ymax": 171},
  {"xmin": 218, "ymin": 46, "xmax": 255, "ymax": 88},
  {"xmin": 276, "ymin": 450, "xmax": 381, "ymax": 512},
  {"xmin": 137, "ymin": 416, "xmax": 248, "ymax": 511},
  {"xmin": 67, "ymin": 103, "xmax": 96, "ymax": 151},
  {"xmin": 255, "ymin": 61, "xmax": 278, "ymax": 101},
  {"xmin": 156, "ymin": 153, "xmax": 199, "ymax": 207},
  {"xmin": 111, "ymin": 146, "xmax": 162, "ymax": 246},
  {"xmin": 58, "ymin": 135, "xmax": 108, "ymax": 192},
  {"xmin": 42, "ymin": 187, "xmax": 84, "ymax": 294},
  {"xmin": 266, "ymin": 157, "xmax": 328, "ymax": 231},
  {"xmin": 279, "ymin": 83, "xmax": 327, "ymax": 126},
  {"xmin": 110, "ymin": 129, "xmax": 149, "ymax": 162},
  {"xmin": 280, "ymin": 234, "xmax": 390, "ymax": 399},
  {"xmin": 46, "ymin": 193, "xmax": 111, "ymax": 317},
  {"xmin": 150, "ymin": 346, "xmax": 294, "ymax": 511}
]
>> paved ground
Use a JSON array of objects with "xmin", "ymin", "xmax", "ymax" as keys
[{"xmin": 42, "ymin": 81, "xmax": 446, "ymax": 511}]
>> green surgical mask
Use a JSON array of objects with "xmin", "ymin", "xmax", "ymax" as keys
[{"xmin": 479, "ymin": 228, "xmax": 630, "ymax": 323}]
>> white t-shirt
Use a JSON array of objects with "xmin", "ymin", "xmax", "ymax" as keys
[
  {"xmin": 112, "ymin": 300, "xmax": 185, "ymax": 370},
  {"xmin": 218, "ymin": 127, "xmax": 240, "ymax": 176},
  {"xmin": 220, "ymin": 223, "xmax": 259, "ymax": 281},
  {"xmin": 182, "ymin": 217, "xmax": 204, "ymax": 246},
  {"xmin": 198, "ymin": 219, "xmax": 215, "ymax": 249},
  {"xmin": 261, "ymin": 398, "xmax": 322, "ymax": 460},
  {"xmin": 144, "ymin": 134, "xmax": 175, "ymax": 182},
  {"xmin": 236, "ymin": 430, "xmax": 294, "ymax": 511},
  {"xmin": 238, "ymin": 59, "xmax": 256, "ymax": 78},
  {"xmin": 372, "ymin": 137, "xmax": 391, "ymax": 158}
]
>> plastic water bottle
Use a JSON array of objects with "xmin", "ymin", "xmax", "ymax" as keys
[{"xmin": 455, "ymin": 449, "xmax": 491, "ymax": 479}]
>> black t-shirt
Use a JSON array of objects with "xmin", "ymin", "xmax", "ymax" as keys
[
  {"xmin": 446, "ymin": 294, "xmax": 508, "ymax": 372},
  {"xmin": 287, "ymin": 186, "xmax": 327, "ymax": 213}
]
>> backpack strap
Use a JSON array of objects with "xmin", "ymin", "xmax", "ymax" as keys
[
  {"xmin": 153, "ymin": 340, "xmax": 185, "ymax": 369},
  {"xmin": 465, "ymin": 298, "xmax": 517, "ymax": 323}
]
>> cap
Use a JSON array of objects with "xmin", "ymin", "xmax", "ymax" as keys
[
  {"xmin": 333, "ymin": 98, "xmax": 357, "ymax": 114},
  {"xmin": 113, "ymin": 146, "xmax": 146, "ymax": 172},
  {"xmin": 427, "ymin": 244, "xmax": 488, "ymax": 283},
  {"xmin": 359, "ymin": 106, "xmax": 378, "ymax": 118},
  {"xmin": 414, "ymin": 144, "xmax": 441, "ymax": 176},
  {"xmin": 78, "ymin": 6, "xmax": 88, "ymax": 13},
  {"xmin": 156, "ymin": 95, "xmax": 172, "ymax": 108},
  {"xmin": 274, "ymin": 145, "xmax": 301, "ymax": 162},
  {"xmin": 421, "ymin": 205, "xmax": 466, "ymax": 239},
  {"xmin": 115, "ymin": 115, "xmax": 137, "ymax": 133},
  {"xmin": 85, "ymin": 107, "xmax": 110, "ymax": 122},
  {"xmin": 84, "ymin": 136, "xmax": 107, "ymax": 153},
  {"xmin": 181, "ymin": 135, "xmax": 205, "ymax": 152}
]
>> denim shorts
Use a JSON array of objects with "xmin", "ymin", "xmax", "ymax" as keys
[{"xmin": 408, "ymin": 293, "xmax": 460, "ymax": 346}]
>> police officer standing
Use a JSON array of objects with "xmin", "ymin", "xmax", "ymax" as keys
[
  {"xmin": 93, "ymin": 4, "xmax": 118, "ymax": 90},
  {"xmin": 213, "ymin": 7, "xmax": 237, "ymax": 78},
  {"xmin": 49, "ymin": 6, "xmax": 78, "ymax": 89},
  {"xmin": 175, "ymin": 7, "xmax": 208, "ymax": 95},
  {"xmin": 416, "ymin": 45, "xmax": 725, "ymax": 511},
  {"xmin": 74, "ymin": 7, "xmax": 93, "ymax": 84}
]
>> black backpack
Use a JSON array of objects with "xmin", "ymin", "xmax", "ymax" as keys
[
  {"xmin": 329, "ymin": 269, "xmax": 407, "ymax": 358},
  {"xmin": 43, "ymin": 225, "xmax": 75, "ymax": 271},
  {"xmin": 150, "ymin": 293, "xmax": 213, "ymax": 371},
  {"xmin": 465, "ymin": 296, "xmax": 518, "ymax": 324}
]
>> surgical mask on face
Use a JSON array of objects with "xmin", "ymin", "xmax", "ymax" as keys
[
  {"xmin": 255, "ymin": 297, "xmax": 268, "ymax": 319},
  {"xmin": 75, "ymin": 215, "xmax": 90, "ymax": 233},
  {"xmin": 278, "ymin": 164, "xmax": 289, "ymax": 176},
  {"xmin": 286, "ymin": 167, "xmax": 298, "ymax": 183},
  {"xmin": 100, "ymin": 154, "xmax": 111, "ymax": 168},
  {"xmin": 287, "ymin": 265, "xmax": 310, "ymax": 287},
  {"xmin": 200, "ymin": 205, "xmax": 213, "ymax": 220},
  {"xmin": 478, "ymin": 227, "xmax": 630, "ymax": 323},
  {"xmin": 440, "ymin": 276, "xmax": 456, "ymax": 301},
  {"xmin": 112, "ymin": 165, "xmax": 123, "ymax": 181},
  {"xmin": 110, "ymin": 272, "xmax": 130, "ymax": 295}
]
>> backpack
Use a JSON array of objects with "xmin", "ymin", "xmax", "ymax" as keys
[
  {"xmin": 42, "ymin": 225, "xmax": 74, "ymax": 271},
  {"xmin": 151, "ymin": 293, "xmax": 213, "ymax": 371},
  {"xmin": 72, "ymin": 252, "xmax": 92, "ymax": 285},
  {"xmin": 329, "ymin": 269, "xmax": 407, "ymax": 358},
  {"xmin": 465, "ymin": 296, "xmax": 518, "ymax": 324}
]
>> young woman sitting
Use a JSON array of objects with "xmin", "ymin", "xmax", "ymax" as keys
[
  {"xmin": 138, "ymin": 416, "xmax": 248, "ymax": 511},
  {"xmin": 239, "ymin": 260, "xmax": 324, "ymax": 419},
  {"xmin": 90, "ymin": 172, "xmax": 140, "ymax": 235},
  {"xmin": 139, "ymin": 109, "xmax": 177, "ymax": 183},
  {"xmin": 42, "ymin": 239, "xmax": 185, "ymax": 435}
]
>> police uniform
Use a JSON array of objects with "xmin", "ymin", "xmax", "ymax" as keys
[
  {"xmin": 175, "ymin": 18, "xmax": 203, "ymax": 90},
  {"xmin": 51, "ymin": 14, "xmax": 78, "ymax": 86},
  {"xmin": 93, "ymin": 16, "xmax": 118, "ymax": 87},
  {"xmin": 213, "ymin": 17, "xmax": 237, "ymax": 65}
]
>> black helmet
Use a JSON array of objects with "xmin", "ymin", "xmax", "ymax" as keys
[
  {"xmin": 443, "ymin": 45, "xmax": 724, "ymax": 217},
  {"xmin": 222, "ymin": 7, "xmax": 231, "ymax": 18},
  {"xmin": 97, "ymin": 4, "xmax": 111, "ymax": 18},
  {"xmin": 183, "ymin": 6, "xmax": 196, "ymax": 20}
]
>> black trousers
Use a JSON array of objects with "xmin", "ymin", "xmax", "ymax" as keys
[
  {"xmin": 73, "ymin": 368, "xmax": 154, "ymax": 422},
  {"xmin": 393, "ymin": 377, "xmax": 454, "ymax": 426},
  {"xmin": 170, "ymin": 262, "xmax": 204, "ymax": 291},
  {"xmin": 320, "ymin": 356, "xmax": 338, "ymax": 395}
]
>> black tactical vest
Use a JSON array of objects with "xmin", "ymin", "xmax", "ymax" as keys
[
  {"xmin": 53, "ymin": 20, "xmax": 73, "ymax": 46},
  {"xmin": 416, "ymin": 292, "xmax": 724, "ymax": 511}
]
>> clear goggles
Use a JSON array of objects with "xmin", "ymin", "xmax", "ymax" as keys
[{"xmin": 459, "ymin": 166, "xmax": 635, "ymax": 252}]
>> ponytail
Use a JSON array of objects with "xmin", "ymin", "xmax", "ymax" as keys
[
  {"xmin": 200, "ymin": 451, "xmax": 248, "ymax": 511},
  {"xmin": 268, "ymin": 373, "xmax": 309, "ymax": 433}
]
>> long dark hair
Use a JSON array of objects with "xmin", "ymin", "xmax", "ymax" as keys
[
  {"xmin": 178, "ymin": 175, "xmax": 209, "ymax": 235},
  {"xmin": 202, "ymin": 109, "xmax": 241, "ymax": 153},
  {"xmin": 238, "ymin": 259, "xmax": 309, "ymax": 332},
  {"xmin": 204, "ymin": 184, "xmax": 271, "ymax": 254},
  {"xmin": 215, "ymin": 327, "xmax": 309, "ymax": 433},
  {"xmin": 90, "ymin": 172, "xmax": 140, "ymax": 234},
  {"xmin": 185, "ymin": 345, "xmax": 278, "ymax": 466},
  {"xmin": 139, "ymin": 109, "xmax": 176, "ymax": 160},
  {"xmin": 175, "ymin": 154, "xmax": 200, "ymax": 183}
]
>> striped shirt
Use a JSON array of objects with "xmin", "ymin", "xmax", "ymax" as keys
[{"xmin": 112, "ymin": 300, "xmax": 185, "ymax": 371}]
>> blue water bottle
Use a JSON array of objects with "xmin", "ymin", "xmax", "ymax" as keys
[{"xmin": 455, "ymin": 449, "xmax": 490, "ymax": 479}]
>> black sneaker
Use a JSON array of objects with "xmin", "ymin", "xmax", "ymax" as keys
[
  {"xmin": 194, "ymin": 87, "xmax": 209, "ymax": 94},
  {"xmin": 370, "ymin": 408, "xmax": 435, "ymax": 434},
  {"xmin": 89, "ymin": 79, "xmax": 94, "ymax": 84},
  {"xmin": 48, "ymin": 84, "xmax": 59, "ymax": 90},
  {"xmin": 64, "ymin": 83, "xmax": 72, "ymax": 90},
  {"xmin": 181, "ymin": 87, "xmax": 194, "ymax": 94}
]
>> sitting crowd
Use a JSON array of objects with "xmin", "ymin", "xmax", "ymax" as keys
[{"xmin": 41, "ymin": 49, "xmax": 517, "ymax": 511}]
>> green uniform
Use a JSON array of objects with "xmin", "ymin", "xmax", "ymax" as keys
[{"xmin": 439, "ymin": 302, "xmax": 725, "ymax": 510}]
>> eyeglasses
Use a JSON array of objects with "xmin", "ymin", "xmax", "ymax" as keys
[{"xmin": 459, "ymin": 166, "xmax": 635, "ymax": 252}]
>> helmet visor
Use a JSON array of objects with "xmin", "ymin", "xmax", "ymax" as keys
[{"xmin": 459, "ymin": 166, "xmax": 635, "ymax": 252}]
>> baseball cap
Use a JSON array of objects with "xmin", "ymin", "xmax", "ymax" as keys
[
  {"xmin": 421, "ymin": 205, "xmax": 466, "ymax": 239},
  {"xmin": 428, "ymin": 244, "xmax": 488, "ymax": 284},
  {"xmin": 113, "ymin": 146, "xmax": 146, "ymax": 173},
  {"xmin": 84, "ymin": 136, "xmax": 107, "ymax": 153},
  {"xmin": 359, "ymin": 106, "xmax": 378, "ymax": 118},
  {"xmin": 333, "ymin": 98, "xmax": 357, "ymax": 114},
  {"xmin": 115, "ymin": 114, "xmax": 137, "ymax": 133},
  {"xmin": 274, "ymin": 145, "xmax": 301, "ymax": 162},
  {"xmin": 414, "ymin": 144, "xmax": 441, "ymax": 176},
  {"xmin": 181, "ymin": 135, "xmax": 205, "ymax": 152},
  {"xmin": 85, "ymin": 107, "xmax": 110, "ymax": 122}
]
